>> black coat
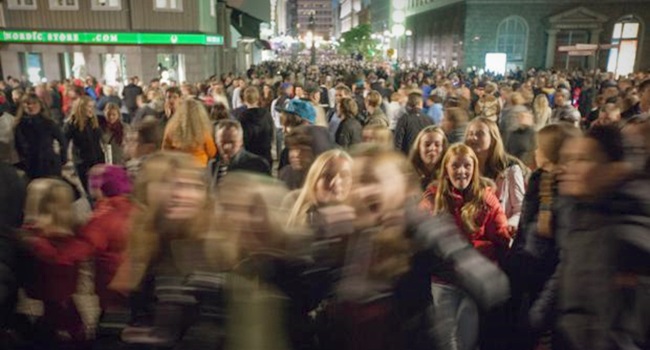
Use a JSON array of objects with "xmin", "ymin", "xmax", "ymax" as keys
[
  {"xmin": 14, "ymin": 115, "xmax": 67, "ymax": 179},
  {"xmin": 122, "ymin": 84, "xmax": 143, "ymax": 111},
  {"xmin": 64, "ymin": 121, "xmax": 105, "ymax": 166},
  {"xmin": 530, "ymin": 178, "xmax": 650, "ymax": 349},
  {"xmin": 208, "ymin": 149, "xmax": 270, "ymax": 189},
  {"xmin": 394, "ymin": 110, "xmax": 433, "ymax": 154},
  {"xmin": 335, "ymin": 117, "xmax": 362, "ymax": 149},
  {"xmin": 238, "ymin": 107, "xmax": 274, "ymax": 166}
]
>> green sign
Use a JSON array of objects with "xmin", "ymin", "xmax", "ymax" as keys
[{"xmin": 0, "ymin": 30, "xmax": 223, "ymax": 46}]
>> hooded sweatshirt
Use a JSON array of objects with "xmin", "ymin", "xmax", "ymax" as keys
[{"xmin": 239, "ymin": 107, "xmax": 275, "ymax": 166}]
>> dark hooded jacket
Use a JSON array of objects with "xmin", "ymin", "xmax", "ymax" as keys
[
  {"xmin": 0, "ymin": 163, "xmax": 27, "ymax": 328},
  {"xmin": 238, "ymin": 106, "xmax": 275, "ymax": 166},
  {"xmin": 14, "ymin": 114, "xmax": 67, "ymax": 179},
  {"xmin": 530, "ymin": 177, "xmax": 650, "ymax": 349},
  {"xmin": 279, "ymin": 125, "xmax": 334, "ymax": 190}
]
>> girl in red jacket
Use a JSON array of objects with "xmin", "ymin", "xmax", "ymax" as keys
[
  {"xmin": 420, "ymin": 143, "xmax": 511, "ymax": 350},
  {"xmin": 22, "ymin": 178, "xmax": 93, "ymax": 350},
  {"xmin": 81, "ymin": 164, "xmax": 133, "ymax": 312},
  {"xmin": 421, "ymin": 143, "xmax": 511, "ymax": 260}
]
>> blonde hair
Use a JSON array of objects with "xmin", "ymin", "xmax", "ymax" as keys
[
  {"xmin": 362, "ymin": 124, "xmax": 393, "ymax": 147},
  {"xmin": 24, "ymin": 178, "xmax": 75, "ymax": 236},
  {"xmin": 365, "ymin": 90, "xmax": 383, "ymax": 108},
  {"xmin": 103, "ymin": 102, "xmax": 121, "ymax": 120},
  {"xmin": 349, "ymin": 145, "xmax": 417, "ymax": 281},
  {"xmin": 434, "ymin": 144, "xmax": 485, "ymax": 233},
  {"xmin": 70, "ymin": 96, "xmax": 100, "ymax": 130},
  {"xmin": 286, "ymin": 150, "xmax": 352, "ymax": 229},
  {"xmin": 128, "ymin": 152, "xmax": 211, "ymax": 266},
  {"xmin": 509, "ymin": 92, "xmax": 526, "ymax": 106},
  {"xmin": 533, "ymin": 94, "xmax": 551, "ymax": 123},
  {"xmin": 213, "ymin": 173, "xmax": 291, "ymax": 268},
  {"xmin": 409, "ymin": 125, "xmax": 448, "ymax": 185},
  {"xmin": 164, "ymin": 98, "xmax": 213, "ymax": 150}
]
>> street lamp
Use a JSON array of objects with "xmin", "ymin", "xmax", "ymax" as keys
[{"xmin": 308, "ymin": 11, "xmax": 316, "ymax": 65}]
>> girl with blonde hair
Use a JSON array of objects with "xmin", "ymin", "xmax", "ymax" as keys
[
  {"xmin": 162, "ymin": 98, "xmax": 217, "ymax": 166},
  {"xmin": 113, "ymin": 152, "xmax": 216, "ymax": 346},
  {"xmin": 464, "ymin": 117, "xmax": 526, "ymax": 228},
  {"xmin": 532, "ymin": 93, "xmax": 552, "ymax": 131},
  {"xmin": 21, "ymin": 178, "xmax": 94, "ymax": 349},
  {"xmin": 361, "ymin": 124, "xmax": 393, "ymax": 148},
  {"xmin": 65, "ymin": 95, "xmax": 105, "ymax": 193},
  {"xmin": 286, "ymin": 149, "xmax": 353, "ymax": 229},
  {"xmin": 409, "ymin": 125, "xmax": 448, "ymax": 190},
  {"xmin": 101, "ymin": 102, "xmax": 126, "ymax": 164}
]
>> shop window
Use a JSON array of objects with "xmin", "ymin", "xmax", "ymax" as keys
[
  {"xmin": 154, "ymin": 0, "xmax": 182, "ymax": 11},
  {"xmin": 157, "ymin": 54, "xmax": 185, "ymax": 84},
  {"xmin": 59, "ymin": 52, "xmax": 87, "ymax": 80},
  {"xmin": 101, "ymin": 54, "xmax": 127, "ymax": 86},
  {"xmin": 19, "ymin": 53, "xmax": 44, "ymax": 84},
  {"xmin": 49, "ymin": 0, "xmax": 79, "ymax": 10},
  {"xmin": 496, "ymin": 16, "xmax": 528, "ymax": 66},
  {"xmin": 91, "ymin": 0, "xmax": 122, "ymax": 10},
  {"xmin": 607, "ymin": 16, "xmax": 641, "ymax": 78},
  {"xmin": 7, "ymin": 0, "xmax": 37, "ymax": 10}
]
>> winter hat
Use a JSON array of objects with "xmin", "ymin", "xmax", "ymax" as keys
[
  {"xmin": 89, "ymin": 165, "xmax": 132, "ymax": 197},
  {"xmin": 283, "ymin": 99, "xmax": 316, "ymax": 124}
]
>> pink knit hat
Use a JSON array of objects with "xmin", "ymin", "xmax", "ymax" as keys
[{"xmin": 89, "ymin": 165, "xmax": 132, "ymax": 197}]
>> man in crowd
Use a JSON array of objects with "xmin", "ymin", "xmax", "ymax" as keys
[
  {"xmin": 327, "ymin": 85, "xmax": 353, "ymax": 140},
  {"xmin": 159, "ymin": 87, "xmax": 182, "ymax": 130},
  {"xmin": 123, "ymin": 76, "xmax": 143, "ymax": 120},
  {"xmin": 622, "ymin": 79, "xmax": 650, "ymax": 120},
  {"xmin": 394, "ymin": 91, "xmax": 433, "ymax": 154},
  {"xmin": 238, "ymin": 86, "xmax": 275, "ymax": 167},
  {"xmin": 550, "ymin": 88, "xmax": 581, "ymax": 127},
  {"xmin": 210, "ymin": 119, "xmax": 270, "ymax": 189}
]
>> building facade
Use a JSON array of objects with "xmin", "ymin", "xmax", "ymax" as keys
[
  {"xmin": 403, "ymin": 0, "xmax": 649, "ymax": 75},
  {"xmin": 339, "ymin": 0, "xmax": 362, "ymax": 34},
  {"xmin": 0, "ymin": 0, "xmax": 225, "ymax": 84},
  {"xmin": 297, "ymin": 0, "xmax": 334, "ymax": 40}
]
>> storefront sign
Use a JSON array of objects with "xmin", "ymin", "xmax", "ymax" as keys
[{"xmin": 0, "ymin": 30, "xmax": 224, "ymax": 46}]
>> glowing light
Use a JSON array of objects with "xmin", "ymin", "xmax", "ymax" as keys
[
  {"xmin": 392, "ymin": 24, "xmax": 405, "ymax": 37},
  {"xmin": 392, "ymin": 10, "xmax": 405, "ymax": 23}
]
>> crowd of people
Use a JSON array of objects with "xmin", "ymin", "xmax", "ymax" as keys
[{"xmin": 0, "ymin": 58, "xmax": 649, "ymax": 350}]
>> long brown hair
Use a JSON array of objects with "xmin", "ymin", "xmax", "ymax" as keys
[
  {"xmin": 70, "ymin": 95, "xmax": 100, "ymax": 130},
  {"xmin": 465, "ymin": 117, "xmax": 515, "ymax": 180},
  {"xmin": 14, "ymin": 93, "xmax": 51, "ymax": 127},
  {"xmin": 434, "ymin": 143, "xmax": 486, "ymax": 234},
  {"xmin": 409, "ymin": 125, "xmax": 448, "ymax": 185}
]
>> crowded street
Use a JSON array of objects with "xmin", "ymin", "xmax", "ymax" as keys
[{"xmin": 0, "ymin": 0, "xmax": 649, "ymax": 349}]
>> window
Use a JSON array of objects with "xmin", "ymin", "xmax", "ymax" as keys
[
  {"xmin": 607, "ymin": 16, "xmax": 641, "ymax": 77},
  {"xmin": 154, "ymin": 0, "xmax": 182, "ymax": 11},
  {"xmin": 49, "ymin": 0, "xmax": 79, "ymax": 10},
  {"xmin": 19, "ymin": 52, "xmax": 44, "ymax": 84},
  {"xmin": 210, "ymin": 0, "xmax": 216, "ymax": 17},
  {"xmin": 91, "ymin": 0, "xmax": 121, "ymax": 10},
  {"xmin": 496, "ymin": 16, "xmax": 529, "ymax": 64},
  {"xmin": 7, "ymin": 0, "xmax": 37, "ymax": 10}
]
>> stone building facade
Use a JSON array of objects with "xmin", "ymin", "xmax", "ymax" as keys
[{"xmin": 404, "ymin": 0, "xmax": 649, "ymax": 74}]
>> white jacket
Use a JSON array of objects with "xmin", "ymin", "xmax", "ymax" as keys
[{"xmin": 495, "ymin": 164, "xmax": 525, "ymax": 228}]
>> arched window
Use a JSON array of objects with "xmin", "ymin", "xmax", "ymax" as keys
[
  {"xmin": 607, "ymin": 16, "xmax": 641, "ymax": 77},
  {"xmin": 496, "ymin": 16, "xmax": 529, "ymax": 66}
]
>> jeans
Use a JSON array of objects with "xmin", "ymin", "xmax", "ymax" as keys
[
  {"xmin": 274, "ymin": 128, "xmax": 284, "ymax": 161},
  {"xmin": 431, "ymin": 282, "xmax": 479, "ymax": 350}
]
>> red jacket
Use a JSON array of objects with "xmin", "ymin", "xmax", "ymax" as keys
[
  {"xmin": 80, "ymin": 195, "xmax": 133, "ymax": 310},
  {"xmin": 420, "ymin": 184, "xmax": 511, "ymax": 262}
]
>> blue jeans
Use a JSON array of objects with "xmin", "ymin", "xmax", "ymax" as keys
[
  {"xmin": 431, "ymin": 282, "xmax": 479, "ymax": 350},
  {"xmin": 274, "ymin": 128, "xmax": 284, "ymax": 161}
]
